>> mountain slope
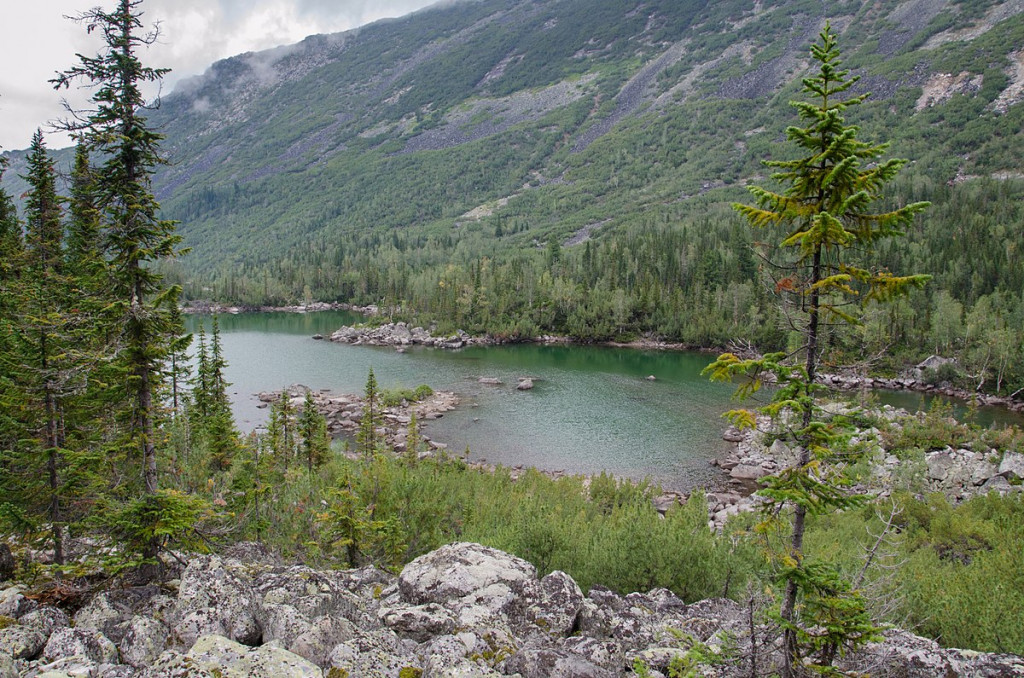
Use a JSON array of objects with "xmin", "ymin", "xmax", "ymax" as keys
[
  {"xmin": 141, "ymin": 0, "xmax": 1021, "ymax": 270},
  {"xmin": 3, "ymin": 0, "xmax": 1024, "ymax": 368}
]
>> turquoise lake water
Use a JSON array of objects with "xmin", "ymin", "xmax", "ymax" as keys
[{"xmin": 187, "ymin": 311, "xmax": 1022, "ymax": 491}]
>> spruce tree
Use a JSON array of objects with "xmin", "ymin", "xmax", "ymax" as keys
[
  {"xmin": 357, "ymin": 368, "xmax": 381, "ymax": 457},
  {"xmin": 0, "ymin": 156, "xmax": 22, "ymax": 455},
  {"xmin": 19, "ymin": 130, "xmax": 70, "ymax": 564},
  {"xmin": 65, "ymin": 138, "xmax": 102, "ymax": 278},
  {"xmin": 0, "ymin": 156, "xmax": 23, "ymax": 286},
  {"xmin": 298, "ymin": 390, "xmax": 329, "ymax": 474},
  {"xmin": 189, "ymin": 318, "xmax": 236, "ymax": 470},
  {"xmin": 705, "ymin": 23, "xmax": 929, "ymax": 676},
  {"xmin": 267, "ymin": 392, "xmax": 296, "ymax": 465},
  {"xmin": 53, "ymin": 0, "xmax": 185, "ymax": 575}
]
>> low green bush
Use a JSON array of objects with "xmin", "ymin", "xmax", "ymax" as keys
[
  {"xmin": 801, "ymin": 491, "xmax": 1024, "ymax": 655},
  {"xmin": 380, "ymin": 384, "xmax": 434, "ymax": 407}
]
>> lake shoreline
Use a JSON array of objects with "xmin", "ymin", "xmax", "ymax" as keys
[{"xmin": 328, "ymin": 320, "xmax": 1024, "ymax": 414}]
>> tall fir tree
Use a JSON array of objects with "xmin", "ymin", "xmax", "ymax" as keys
[
  {"xmin": 705, "ymin": 23, "xmax": 929, "ymax": 676},
  {"xmin": 53, "ymin": 0, "xmax": 185, "ymax": 575},
  {"xmin": 0, "ymin": 155, "xmax": 23, "ymax": 287},
  {"xmin": 266, "ymin": 391, "xmax": 296, "ymax": 466}
]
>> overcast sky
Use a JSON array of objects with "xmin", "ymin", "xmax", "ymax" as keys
[{"xmin": 0, "ymin": 0, "xmax": 440, "ymax": 151}]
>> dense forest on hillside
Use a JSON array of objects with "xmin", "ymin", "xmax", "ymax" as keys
[{"xmin": 4, "ymin": 0, "xmax": 1023, "ymax": 395}]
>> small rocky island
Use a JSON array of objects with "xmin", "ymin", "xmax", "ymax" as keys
[
  {"xmin": 330, "ymin": 322, "xmax": 480, "ymax": 350},
  {"xmin": 257, "ymin": 385, "xmax": 459, "ymax": 453}
]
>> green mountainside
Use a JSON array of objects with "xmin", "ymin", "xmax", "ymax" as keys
[{"xmin": 4, "ymin": 0, "xmax": 1024, "ymax": 384}]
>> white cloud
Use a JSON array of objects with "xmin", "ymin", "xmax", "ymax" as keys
[{"xmin": 0, "ymin": 0, "xmax": 440, "ymax": 151}]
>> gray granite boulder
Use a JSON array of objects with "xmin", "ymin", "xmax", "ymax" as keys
[
  {"xmin": 0, "ymin": 626, "xmax": 46, "ymax": 660},
  {"xmin": 18, "ymin": 606, "xmax": 69, "ymax": 641},
  {"xmin": 399, "ymin": 542, "xmax": 536, "ymax": 606},
  {"xmin": 73, "ymin": 586, "xmax": 168, "ymax": 645},
  {"xmin": 42, "ymin": 627, "xmax": 118, "ymax": 665},
  {"xmin": 174, "ymin": 555, "xmax": 262, "ymax": 647},
  {"xmin": 381, "ymin": 602, "xmax": 457, "ymax": 642},
  {"xmin": 119, "ymin": 615, "xmax": 171, "ymax": 668},
  {"xmin": 511, "ymin": 570, "xmax": 585, "ymax": 639},
  {"xmin": 147, "ymin": 634, "xmax": 323, "ymax": 678},
  {"xmin": 0, "ymin": 587, "xmax": 35, "ymax": 619},
  {"xmin": 999, "ymin": 452, "xmax": 1024, "ymax": 480},
  {"xmin": 504, "ymin": 639, "xmax": 614, "ymax": 677},
  {"xmin": 0, "ymin": 653, "xmax": 17, "ymax": 678}
]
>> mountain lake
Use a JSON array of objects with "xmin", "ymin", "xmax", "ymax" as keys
[{"xmin": 187, "ymin": 311, "xmax": 1023, "ymax": 492}]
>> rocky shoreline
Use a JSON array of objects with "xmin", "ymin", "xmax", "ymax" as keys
[
  {"xmin": 182, "ymin": 301, "xmax": 379, "ymax": 315},
  {"xmin": 328, "ymin": 323, "xmax": 1024, "ymax": 412},
  {"xmin": 327, "ymin": 322, "xmax": 711, "ymax": 354},
  {"xmin": 1, "ymin": 541, "xmax": 1020, "ymax": 677},
  {"xmin": 818, "ymin": 370, "xmax": 1024, "ymax": 412},
  {"xmin": 705, "ymin": 404, "xmax": 1024, "ymax": 530}
]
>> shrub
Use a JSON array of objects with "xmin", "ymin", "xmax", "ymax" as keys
[{"xmin": 380, "ymin": 384, "xmax": 434, "ymax": 407}]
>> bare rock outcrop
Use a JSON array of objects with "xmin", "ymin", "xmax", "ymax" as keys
[{"xmin": 1, "ymin": 542, "xmax": 1021, "ymax": 676}]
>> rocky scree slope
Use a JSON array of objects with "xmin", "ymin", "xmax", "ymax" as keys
[{"xmin": 1, "ymin": 541, "xmax": 1022, "ymax": 677}]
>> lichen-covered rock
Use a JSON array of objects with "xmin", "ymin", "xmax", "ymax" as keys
[
  {"xmin": 625, "ymin": 647, "xmax": 689, "ymax": 674},
  {"xmin": 840, "ymin": 629, "xmax": 1024, "ymax": 677},
  {"xmin": 948, "ymin": 649, "xmax": 1024, "ymax": 676},
  {"xmin": 433, "ymin": 660, "xmax": 506, "ymax": 677},
  {"xmin": 262, "ymin": 603, "xmax": 314, "ymax": 648},
  {"xmin": 256, "ymin": 567, "xmax": 364, "ymax": 620},
  {"xmin": 72, "ymin": 591, "xmax": 130, "ymax": 645},
  {"xmin": 119, "ymin": 615, "xmax": 171, "ymax": 668},
  {"xmin": 140, "ymin": 649, "xmax": 218, "ymax": 677},
  {"xmin": 512, "ymin": 571, "xmax": 585, "ymax": 638},
  {"xmin": 0, "ymin": 653, "xmax": 17, "ymax": 678},
  {"xmin": 18, "ymin": 606, "xmax": 69, "ymax": 640},
  {"xmin": 96, "ymin": 664, "xmax": 140, "ymax": 677},
  {"xmin": 999, "ymin": 452, "xmax": 1024, "ymax": 480},
  {"xmin": 0, "ymin": 626, "xmax": 46, "ymax": 659},
  {"xmin": 841, "ymin": 629, "xmax": 955, "ymax": 676},
  {"xmin": 73, "ymin": 586, "xmax": 166, "ymax": 645},
  {"xmin": 560, "ymin": 637, "xmax": 622, "ymax": 672},
  {"xmin": 504, "ymin": 639, "xmax": 614, "ymax": 678},
  {"xmin": 174, "ymin": 555, "xmax": 262, "ymax": 647},
  {"xmin": 325, "ymin": 638, "xmax": 415, "ymax": 677},
  {"xmin": 31, "ymin": 654, "xmax": 100, "ymax": 677},
  {"xmin": 416, "ymin": 633, "xmax": 472, "ymax": 675},
  {"xmin": 180, "ymin": 634, "xmax": 322, "ymax": 677},
  {"xmin": 288, "ymin": 615, "xmax": 357, "ymax": 667},
  {"xmin": 0, "ymin": 587, "xmax": 35, "ymax": 618},
  {"xmin": 381, "ymin": 602, "xmax": 457, "ymax": 642},
  {"xmin": 398, "ymin": 542, "xmax": 536, "ymax": 606},
  {"xmin": 42, "ymin": 627, "xmax": 118, "ymax": 664}
]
